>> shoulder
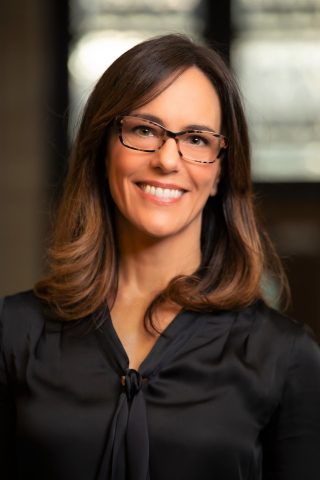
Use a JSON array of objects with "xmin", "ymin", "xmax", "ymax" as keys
[
  {"xmin": 235, "ymin": 298, "xmax": 320, "ymax": 373},
  {"xmin": 238, "ymin": 297, "xmax": 313, "ymax": 342},
  {"xmin": 239, "ymin": 298, "xmax": 302, "ymax": 334},
  {"xmin": 0, "ymin": 289, "xmax": 45, "ymax": 325},
  {"xmin": 223, "ymin": 300, "xmax": 320, "ymax": 412},
  {"xmin": 0, "ymin": 290, "xmax": 46, "ymax": 358}
]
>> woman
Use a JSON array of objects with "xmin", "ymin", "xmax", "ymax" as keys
[{"xmin": 1, "ymin": 34, "xmax": 320, "ymax": 480}]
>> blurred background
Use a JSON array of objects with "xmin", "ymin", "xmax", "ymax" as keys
[{"xmin": 1, "ymin": 0, "xmax": 319, "ymax": 340}]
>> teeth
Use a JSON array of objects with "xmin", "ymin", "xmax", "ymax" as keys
[
  {"xmin": 139, "ymin": 184, "xmax": 184, "ymax": 199},
  {"xmin": 155, "ymin": 187, "xmax": 162, "ymax": 198}
]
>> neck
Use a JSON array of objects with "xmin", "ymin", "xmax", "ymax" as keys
[{"xmin": 114, "ymin": 211, "xmax": 202, "ymax": 301}]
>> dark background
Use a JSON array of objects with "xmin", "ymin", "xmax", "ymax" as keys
[{"xmin": 1, "ymin": 0, "xmax": 319, "ymax": 341}]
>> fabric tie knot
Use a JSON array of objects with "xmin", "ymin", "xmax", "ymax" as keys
[
  {"xmin": 124, "ymin": 368, "xmax": 143, "ymax": 401},
  {"xmin": 94, "ymin": 309, "xmax": 209, "ymax": 480},
  {"xmin": 101, "ymin": 368, "xmax": 150, "ymax": 480}
]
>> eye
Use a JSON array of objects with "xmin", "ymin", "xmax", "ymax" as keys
[
  {"xmin": 133, "ymin": 126, "xmax": 155, "ymax": 137},
  {"xmin": 187, "ymin": 135, "xmax": 208, "ymax": 146}
]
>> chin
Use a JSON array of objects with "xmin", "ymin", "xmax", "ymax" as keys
[{"xmin": 138, "ymin": 222, "xmax": 180, "ymax": 239}]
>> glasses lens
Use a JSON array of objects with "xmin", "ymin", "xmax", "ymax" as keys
[
  {"xmin": 121, "ymin": 117, "xmax": 163, "ymax": 151},
  {"xmin": 179, "ymin": 132, "xmax": 227, "ymax": 162}
]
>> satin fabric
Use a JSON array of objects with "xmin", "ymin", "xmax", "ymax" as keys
[
  {"xmin": 94, "ymin": 308, "xmax": 210, "ymax": 480},
  {"xmin": 1, "ymin": 290, "xmax": 320, "ymax": 480}
]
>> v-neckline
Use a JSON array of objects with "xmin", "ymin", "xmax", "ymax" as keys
[
  {"xmin": 107, "ymin": 307, "xmax": 186, "ymax": 373},
  {"xmin": 92, "ymin": 307, "xmax": 222, "ymax": 480},
  {"xmin": 95, "ymin": 307, "xmax": 212, "ymax": 380}
]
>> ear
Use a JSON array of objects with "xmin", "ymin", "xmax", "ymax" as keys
[{"xmin": 209, "ymin": 161, "xmax": 221, "ymax": 197}]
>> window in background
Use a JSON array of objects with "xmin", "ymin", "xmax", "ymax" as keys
[
  {"xmin": 68, "ymin": 0, "xmax": 203, "ymax": 141},
  {"xmin": 231, "ymin": 0, "xmax": 320, "ymax": 181}
]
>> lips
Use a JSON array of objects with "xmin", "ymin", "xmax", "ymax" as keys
[
  {"xmin": 135, "ymin": 181, "xmax": 187, "ymax": 204},
  {"xmin": 138, "ymin": 183, "xmax": 184, "ymax": 199}
]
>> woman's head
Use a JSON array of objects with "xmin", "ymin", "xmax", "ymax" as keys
[
  {"xmin": 34, "ymin": 34, "xmax": 288, "ymax": 332},
  {"xmin": 79, "ymin": 33, "xmax": 250, "ymax": 203},
  {"xmin": 105, "ymin": 66, "xmax": 223, "ymax": 240},
  {"xmin": 78, "ymin": 34, "xmax": 251, "ymax": 251}
]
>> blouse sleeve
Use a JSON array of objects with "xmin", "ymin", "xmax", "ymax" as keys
[
  {"xmin": 262, "ymin": 322, "xmax": 320, "ymax": 480},
  {"xmin": 0, "ymin": 297, "xmax": 17, "ymax": 479}
]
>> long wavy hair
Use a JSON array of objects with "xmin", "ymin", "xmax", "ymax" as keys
[{"xmin": 34, "ymin": 34, "xmax": 289, "ymax": 335}]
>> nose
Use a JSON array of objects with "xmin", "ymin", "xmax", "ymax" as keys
[{"xmin": 150, "ymin": 137, "xmax": 181, "ymax": 173}]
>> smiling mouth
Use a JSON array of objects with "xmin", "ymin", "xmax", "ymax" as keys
[{"xmin": 137, "ymin": 183, "xmax": 185, "ymax": 199}]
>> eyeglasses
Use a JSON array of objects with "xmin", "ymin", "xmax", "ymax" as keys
[{"xmin": 114, "ymin": 115, "xmax": 228, "ymax": 164}]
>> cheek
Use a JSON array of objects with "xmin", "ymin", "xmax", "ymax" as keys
[
  {"xmin": 105, "ymin": 144, "xmax": 133, "ymax": 198},
  {"xmin": 192, "ymin": 162, "xmax": 221, "ymax": 196}
]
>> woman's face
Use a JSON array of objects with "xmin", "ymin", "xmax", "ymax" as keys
[{"xmin": 105, "ymin": 67, "xmax": 222, "ymax": 239}]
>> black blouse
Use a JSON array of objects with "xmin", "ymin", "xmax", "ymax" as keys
[{"xmin": 1, "ymin": 291, "xmax": 320, "ymax": 480}]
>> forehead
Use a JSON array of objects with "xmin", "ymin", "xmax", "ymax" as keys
[{"xmin": 130, "ymin": 67, "xmax": 221, "ymax": 132}]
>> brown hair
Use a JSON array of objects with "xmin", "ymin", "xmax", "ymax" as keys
[{"xmin": 34, "ymin": 34, "xmax": 288, "ymax": 335}]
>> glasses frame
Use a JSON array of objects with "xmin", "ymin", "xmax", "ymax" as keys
[{"xmin": 114, "ymin": 115, "xmax": 228, "ymax": 164}]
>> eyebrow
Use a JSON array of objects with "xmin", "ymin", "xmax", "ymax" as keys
[{"xmin": 130, "ymin": 113, "xmax": 217, "ymax": 133}]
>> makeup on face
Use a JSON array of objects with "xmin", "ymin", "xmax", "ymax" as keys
[{"xmin": 105, "ymin": 67, "xmax": 222, "ymax": 239}]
